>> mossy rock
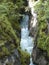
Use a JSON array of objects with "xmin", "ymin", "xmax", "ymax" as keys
[{"xmin": 18, "ymin": 47, "xmax": 30, "ymax": 65}]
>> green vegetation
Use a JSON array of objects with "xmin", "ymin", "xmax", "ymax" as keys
[
  {"xmin": 18, "ymin": 47, "xmax": 30, "ymax": 65},
  {"xmin": 0, "ymin": 0, "xmax": 30, "ymax": 65},
  {"xmin": 35, "ymin": 0, "xmax": 49, "ymax": 56}
]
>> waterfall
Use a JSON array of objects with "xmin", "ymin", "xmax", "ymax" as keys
[
  {"xmin": 20, "ymin": 15, "xmax": 34, "ymax": 65},
  {"xmin": 20, "ymin": 0, "xmax": 40, "ymax": 65},
  {"xmin": 20, "ymin": 15, "xmax": 34, "ymax": 55}
]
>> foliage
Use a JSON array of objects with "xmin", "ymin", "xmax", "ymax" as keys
[
  {"xmin": 0, "ymin": 0, "xmax": 30, "ymax": 65},
  {"xmin": 0, "ymin": 0, "xmax": 26, "ymax": 58},
  {"xmin": 18, "ymin": 47, "xmax": 30, "ymax": 65},
  {"xmin": 35, "ymin": 0, "xmax": 49, "ymax": 56}
]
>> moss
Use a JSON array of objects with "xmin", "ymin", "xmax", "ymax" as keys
[
  {"xmin": 0, "ymin": 0, "xmax": 26, "ymax": 62},
  {"xmin": 0, "ymin": 8, "xmax": 20, "ymax": 58},
  {"xmin": 18, "ymin": 47, "xmax": 30, "ymax": 65},
  {"xmin": 2, "ymin": 47, "xmax": 10, "ymax": 55},
  {"xmin": 37, "ymin": 22, "xmax": 49, "ymax": 56},
  {"xmin": 35, "ymin": 0, "xmax": 49, "ymax": 57},
  {"xmin": 9, "ymin": 44, "xmax": 16, "ymax": 53},
  {"xmin": 0, "ymin": 51, "xmax": 4, "ymax": 58}
]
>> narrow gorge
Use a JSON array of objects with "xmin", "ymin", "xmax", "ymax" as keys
[
  {"xmin": 20, "ymin": 0, "xmax": 49, "ymax": 65},
  {"xmin": 0, "ymin": 0, "xmax": 49, "ymax": 65},
  {"xmin": 20, "ymin": 0, "xmax": 39, "ymax": 65}
]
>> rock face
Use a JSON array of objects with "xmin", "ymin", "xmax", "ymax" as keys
[
  {"xmin": 31, "ymin": 22, "xmax": 49, "ymax": 65},
  {"xmin": 29, "ymin": 23, "xmax": 38, "ymax": 38},
  {"xmin": 32, "ymin": 46, "xmax": 49, "ymax": 65},
  {"xmin": 0, "ymin": 49, "xmax": 21, "ymax": 65}
]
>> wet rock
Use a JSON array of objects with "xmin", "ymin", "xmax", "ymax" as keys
[
  {"xmin": 32, "ymin": 47, "xmax": 49, "ymax": 65},
  {"xmin": 0, "ymin": 49, "xmax": 21, "ymax": 65},
  {"xmin": 29, "ymin": 19, "xmax": 38, "ymax": 40}
]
